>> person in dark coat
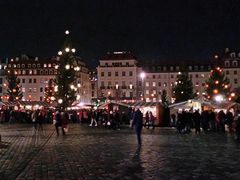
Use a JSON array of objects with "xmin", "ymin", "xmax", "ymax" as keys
[
  {"xmin": 132, "ymin": 108, "xmax": 143, "ymax": 146},
  {"xmin": 235, "ymin": 112, "xmax": 240, "ymax": 142},
  {"xmin": 193, "ymin": 110, "xmax": 201, "ymax": 134}
]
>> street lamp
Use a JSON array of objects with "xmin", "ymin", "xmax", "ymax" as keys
[
  {"xmin": 129, "ymin": 84, "xmax": 133, "ymax": 101},
  {"xmin": 115, "ymin": 84, "xmax": 119, "ymax": 102},
  {"xmin": 140, "ymin": 72, "xmax": 146, "ymax": 100}
]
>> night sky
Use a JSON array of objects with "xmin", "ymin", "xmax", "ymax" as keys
[{"xmin": 0, "ymin": 0, "xmax": 240, "ymax": 67}]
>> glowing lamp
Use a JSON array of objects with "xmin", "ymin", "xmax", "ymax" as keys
[
  {"xmin": 58, "ymin": 99, "xmax": 63, "ymax": 104},
  {"xmin": 213, "ymin": 89, "xmax": 218, "ymax": 94},
  {"xmin": 65, "ymin": 64, "xmax": 70, "ymax": 69},
  {"xmin": 65, "ymin": 48, "xmax": 70, "ymax": 52}
]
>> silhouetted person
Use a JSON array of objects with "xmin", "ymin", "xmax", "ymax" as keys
[
  {"xmin": 193, "ymin": 110, "xmax": 201, "ymax": 134},
  {"xmin": 132, "ymin": 108, "xmax": 143, "ymax": 146}
]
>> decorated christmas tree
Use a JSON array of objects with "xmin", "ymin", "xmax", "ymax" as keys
[
  {"xmin": 205, "ymin": 66, "xmax": 230, "ymax": 102},
  {"xmin": 44, "ymin": 79, "xmax": 54, "ymax": 104},
  {"xmin": 54, "ymin": 30, "xmax": 78, "ymax": 109},
  {"xmin": 6, "ymin": 70, "xmax": 23, "ymax": 102},
  {"xmin": 173, "ymin": 71, "xmax": 193, "ymax": 103}
]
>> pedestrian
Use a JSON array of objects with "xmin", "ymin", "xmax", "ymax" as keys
[
  {"xmin": 132, "ymin": 108, "xmax": 143, "ymax": 146},
  {"xmin": 61, "ymin": 111, "xmax": 69, "ymax": 134},
  {"xmin": 193, "ymin": 109, "xmax": 201, "ymax": 134},
  {"xmin": 31, "ymin": 110, "xmax": 38, "ymax": 131},
  {"xmin": 89, "ymin": 110, "xmax": 97, "ymax": 126},
  {"xmin": 235, "ymin": 111, "xmax": 240, "ymax": 142},
  {"xmin": 226, "ymin": 110, "xmax": 234, "ymax": 133},
  {"xmin": 55, "ymin": 110, "xmax": 64, "ymax": 136}
]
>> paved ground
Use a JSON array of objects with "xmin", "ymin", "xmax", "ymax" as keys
[{"xmin": 0, "ymin": 123, "xmax": 240, "ymax": 180}]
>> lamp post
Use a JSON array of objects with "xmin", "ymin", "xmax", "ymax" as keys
[
  {"xmin": 140, "ymin": 72, "xmax": 146, "ymax": 101},
  {"xmin": 115, "ymin": 84, "xmax": 119, "ymax": 102},
  {"xmin": 129, "ymin": 84, "xmax": 133, "ymax": 101}
]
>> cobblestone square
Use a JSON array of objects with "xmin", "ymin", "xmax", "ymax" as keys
[{"xmin": 0, "ymin": 124, "xmax": 240, "ymax": 180}]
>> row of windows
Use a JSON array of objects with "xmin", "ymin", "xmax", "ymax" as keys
[
  {"xmin": 101, "ymin": 81, "xmax": 133, "ymax": 87},
  {"xmin": 9, "ymin": 63, "xmax": 56, "ymax": 69},
  {"xmin": 103, "ymin": 62, "xmax": 132, "ymax": 67},
  {"xmin": 147, "ymin": 74, "xmax": 206, "ymax": 79},
  {"xmin": 147, "ymin": 65, "xmax": 211, "ymax": 72},
  {"xmin": 22, "ymin": 87, "xmax": 44, "ymax": 93},
  {"xmin": 225, "ymin": 70, "xmax": 238, "ymax": 75},
  {"xmin": 225, "ymin": 61, "xmax": 238, "ymax": 67},
  {"xmin": 101, "ymin": 71, "xmax": 133, "ymax": 77},
  {"xmin": 20, "ymin": 78, "xmax": 49, "ymax": 84},
  {"xmin": 14, "ymin": 70, "xmax": 57, "ymax": 75}
]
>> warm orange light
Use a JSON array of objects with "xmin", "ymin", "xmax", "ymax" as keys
[
  {"xmin": 213, "ymin": 89, "xmax": 219, "ymax": 94},
  {"xmin": 228, "ymin": 97, "xmax": 232, "ymax": 101},
  {"xmin": 224, "ymin": 85, "xmax": 228, "ymax": 89},
  {"xmin": 215, "ymin": 81, "xmax": 219, "ymax": 84},
  {"xmin": 217, "ymin": 67, "xmax": 220, "ymax": 71},
  {"xmin": 231, "ymin": 93, "xmax": 236, "ymax": 97},
  {"xmin": 205, "ymin": 84, "xmax": 209, "ymax": 88}
]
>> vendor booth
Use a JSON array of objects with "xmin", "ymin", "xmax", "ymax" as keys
[{"xmin": 127, "ymin": 101, "xmax": 167, "ymax": 126}]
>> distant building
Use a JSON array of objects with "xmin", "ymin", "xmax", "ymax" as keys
[
  {"xmin": 222, "ymin": 48, "xmax": 240, "ymax": 90},
  {"xmin": 97, "ymin": 51, "xmax": 142, "ymax": 101},
  {"xmin": 0, "ymin": 58, "xmax": 7, "ymax": 101},
  {"xmin": 141, "ymin": 60, "xmax": 212, "ymax": 102},
  {"xmin": 5, "ymin": 54, "xmax": 91, "ymax": 104}
]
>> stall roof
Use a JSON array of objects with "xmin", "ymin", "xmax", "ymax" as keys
[
  {"xmin": 19, "ymin": 101, "xmax": 49, "ymax": 106},
  {"xmin": 127, "ymin": 101, "xmax": 161, "ymax": 107},
  {"xmin": 0, "ymin": 101, "xmax": 49, "ymax": 107},
  {"xmin": 98, "ymin": 102, "xmax": 130, "ymax": 109}
]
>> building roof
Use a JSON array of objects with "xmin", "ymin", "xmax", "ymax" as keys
[{"xmin": 100, "ymin": 51, "xmax": 137, "ymax": 60}]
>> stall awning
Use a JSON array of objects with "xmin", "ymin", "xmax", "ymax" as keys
[
  {"xmin": 19, "ymin": 101, "xmax": 49, "ymax": 106},
  {"xmin": 127, "ymin": 101, "xmax": 160, "ymax": 107}
]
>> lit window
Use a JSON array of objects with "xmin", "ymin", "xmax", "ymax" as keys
[
  {"xmin": 22, "ymin": 88, "xmax": 25, "ymax": 92},
  {"xmin": 44, "ymin": 64, "xmax": 47, "ymax": 68},
  {"xmin": 152, "ymin": 82, "xmax": 156, "ymax": 87},
  {"xmin": 146, "ymin": 90, "xmax": 149, "ymax": 94},
  {"xmin": 146, "ymin": 82, "xmax": 149, "ymax": 87},
  {"xmin": 48, "ymin": 64, "xmax": 51, "ymax": 67}
]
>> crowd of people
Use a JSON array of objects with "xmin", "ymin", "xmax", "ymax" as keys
[
  {"xmin": 172, "ymin": 109, "xmax": 240, "ymax": 140},
  {"xmin": 1, "ymin": 106, "xmax": 240, "ymax": 142}
]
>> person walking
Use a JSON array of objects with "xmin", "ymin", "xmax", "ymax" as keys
[
  {"xmin": 132, "ymin": 108, "xmax": 143, "ymax": 146},
  {"xmin": 89, "ymin": 110, "xmax": 97, "ymax": 127},
  {"xmin": 31, "ymin": 110, "xmax": 38, "ymax": 131},
  {"xmin": 55, "ymin": 111, "xmax": 62, "ymax": 136},
  {"xmin": 235, "ymin": 111, "xmax": 240, "ymax": 142},
  {"xmin": 193, "ymin": 110, "xmax": 201, "ymax": 134}
]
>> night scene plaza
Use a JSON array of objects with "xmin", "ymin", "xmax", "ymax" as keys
[
  {"xmin": 2, "ymin": 1, "xmax": 240, "ymax": 180},
  {"xmin": 0, "ymin": 123, "xmax": 240, "ymax": 180}
]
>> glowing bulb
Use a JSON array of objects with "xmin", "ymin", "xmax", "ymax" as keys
[
  {"xmin": 58, "ymin": 51, "xmax": 62, "ymax": 55},
  {"xmin": 65, "ymin": 64, "xmax": 70, "ymax": 69},
  {"xmin": 65, "ymin": 30, "xmax": 70, "ymax": 35},
  {"xmin": 71, "ymin": 48, "xmax": 76, "ymax": 53},
  {"xmin": 58, "ymin": 99, "xmax": 63, "ymax": 104},
  {"xmin": 65, "ymin": 48, "xmax": 70, "ymax": 52}
]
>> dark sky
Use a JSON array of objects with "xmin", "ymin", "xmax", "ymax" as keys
[{"xmin": 0, "ymin": 0, "xmax": 240, "ymax": 67}]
